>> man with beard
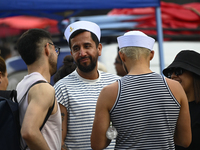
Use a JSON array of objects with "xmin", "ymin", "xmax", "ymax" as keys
[
  {"xmin": 16, "ymin": 29, "xmax": 62, "ymax": 150},
  {"xmin": 54, "ymin": 21, "xmax": 120, "ymax": 150}
]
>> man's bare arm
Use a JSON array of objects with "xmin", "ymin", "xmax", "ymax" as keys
[
  {"xmin": 60, "ymin": 104, "xmax": 68, "ymax": 150},
  {"xmin": 91, "ymin": 82, "xmax": 118, "ymax": 150},
  {"xmin": 21, "ymin": 83, "xmax": 55, "ymax": 150}
]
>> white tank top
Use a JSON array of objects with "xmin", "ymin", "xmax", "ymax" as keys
[{"xmin": 16, "ymin": 72, "xmax": 61, "ymax": 150}]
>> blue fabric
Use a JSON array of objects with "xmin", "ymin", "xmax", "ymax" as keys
[
  {"xmin": 0, "ymin": 0, "xmax": 160, "ymax": 19},
  {"xmin": 0, "ymin": 0, "xmax": 160, "ymax": 10}
]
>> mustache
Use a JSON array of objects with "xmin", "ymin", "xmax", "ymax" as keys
[{"xmin": 77, "ymin": 56, "xmax": 91, "ymax": 62}]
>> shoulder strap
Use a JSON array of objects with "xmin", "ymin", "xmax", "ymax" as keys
[
  {"xmin": 0, "ymin": 90, "xmax": 17, "ymax": 103},
  {"xmin": 11, "ymin": 90, "xmax": 17, "ymax": 103},
  {"xmin": 40, "ymin": 96, "xmax": 55, "ymax": 130}
]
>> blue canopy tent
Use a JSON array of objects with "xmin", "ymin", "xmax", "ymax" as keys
[{"xmin": 0, "ymin": 0, "xmax": 164, "ymax": 74}]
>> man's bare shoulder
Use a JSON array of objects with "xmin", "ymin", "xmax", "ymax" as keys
[
  {"xmin": 98, "ymin": 81, "xmax": 118, "ymax": 110},
  {"xmin": 28, "ymin": 82, "xmax": 54, "ymax": 102},
  {"xmin": 101, "ymin": 81, "xmax": 118, "ymax": 94}
]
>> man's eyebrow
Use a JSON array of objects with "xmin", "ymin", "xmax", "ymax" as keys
[
  {"xmin": 72, "ymin": 44, "xmax": 79, "ymax": 49},
  {"xmin": 84, "ymin": 42, "xmax": 92, "ymax": 45}
]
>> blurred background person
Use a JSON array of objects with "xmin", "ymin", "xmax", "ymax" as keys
[
  {"xmin": 114, "ymin": 47, "xmax": 127, "ymax": 76},
  {"xmin": 53, "ymin": 55, "xmax": 77, "ymax": 84},
  {"xmin": 0, "ymin": 56, "xmax": 8, "ymax": 90},
  {"xmin": 163, "ymin": 50, "xmax": 200, "ymax": 150},
  {"xmin": 0, "ymin": 46, "xmax": 12, "ymax": 61}
]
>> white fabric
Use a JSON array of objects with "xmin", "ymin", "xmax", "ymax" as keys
[
  {"xmin": 54, "ymin": 70, "xmax": 120, "ymax": 150},
  {"xmin": 64, "ymin": 20, "xmax": 101, "ymax": 42},
  {"xmin": 16, "ymin": 72, "xmax": 62, "ymax": 150},
  {"xmin": 124, "ymin": 30, "xmax": 147, "ymax": 36},
  {"xmin": 117, "ymin": 30, "xmax": 155, "ymax": 50}
]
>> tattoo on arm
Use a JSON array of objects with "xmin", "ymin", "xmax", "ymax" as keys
[
  {"xmin": 61, "ymin": 113, "xmax": 65, "ymax": 131},
  {"xmin": 61, "ymin": 113, "xmax": 65, "ymax": 122},
  {"xmin": 62, "ymin": 144, "xmax": 67, "ymax": 150}
]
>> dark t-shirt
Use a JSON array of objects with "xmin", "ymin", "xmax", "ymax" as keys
[{"xmin": 175, "ymin": 101, "xmax": 200, "ymax": 150}]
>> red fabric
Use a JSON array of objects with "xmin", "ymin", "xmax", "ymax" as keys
[
  {"xmin": 0, "ymin": 16, "xmax": 58, "ymax": 29},
  {"xmin": 183, "ymin": 2, "xmax": 200, "ymax": 12},
  {"xmin": 0, "ymin": 16, "xmax": 59, "ymax": 37},
  {"xmin": 108, "ymin": 7, "xmax": 155, "ymax": 15},
  {"xmin": 108, "ymin": 1, "xmax": 200, "ymax": 39},
  {"xmin": 0, "ymin": 25, "xmax": 22, "ymax": 38}
]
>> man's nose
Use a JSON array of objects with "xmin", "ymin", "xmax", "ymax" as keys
[{"xmin": 79, "ymin": 48, "xmax": 86, "ymax": 56}]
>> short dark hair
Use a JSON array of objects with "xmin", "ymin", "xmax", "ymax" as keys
[
  {"xmin": 0, "ymin": 56, "xmax": 6, "ymax": 76},
  {"xmin": 0, "ymin": 46, "xmax": 11, "ymax": 60},
  {"xmin": 68, "ymin": 29, "xmax": 99, "ymax": 49},
  {"xmin": 16, "ymin": 28, "xmax": 52, "ymax": 65}
]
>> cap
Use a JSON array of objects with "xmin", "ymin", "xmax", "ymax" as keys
[
  {"xmin": 117, "ymin": 31, "xmax": 155, "ymax": 50},
  {"xmin": 64, "ymin": 21, "xmax": 101, "ymax": 43},
  {"xmin": 163, "ymin": 50, "xmax": 200, "ymax": 77}
]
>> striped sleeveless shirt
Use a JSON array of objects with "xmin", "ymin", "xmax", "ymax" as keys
[{"xmin": 110, "ymin": 72, "xmax": 180, "ymax": 150}]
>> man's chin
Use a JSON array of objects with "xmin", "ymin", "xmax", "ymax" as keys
[
  {"xmin": 79, "ymin": 68, "xmax": 92, "ymax": 73},
  {"xmin": 78, "ymin": 65, "xmax": 95, "ymax": 73},
  {"xmin": 79, "ymin": 61, "xmax": 90, "ymax": 66}
]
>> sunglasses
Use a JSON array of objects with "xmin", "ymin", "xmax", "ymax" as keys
[
  {"xmin": 114, "ymin": 59, "xmax": 122, "ymax": 64},
  {"xmin": 167, "ymin": 68, "xmax": 185, "ymax": 78},
  {"xmin": 48, "ymin": 42, "xmax": 60, "ymax": 55}
]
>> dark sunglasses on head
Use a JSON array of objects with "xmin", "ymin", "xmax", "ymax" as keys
[{"xmin": 167, "ymin": 68, "xmax": 185, "ymax": 78}]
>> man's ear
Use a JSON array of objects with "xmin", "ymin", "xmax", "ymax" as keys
[
  {"xmin": 150, "ymin": 50, "xmax": 154, "ymax": 60},
  {"xmin": 119, "ymin": 51, "xmax": 125, "ymax": 62},
  {"xmin": 44, "ymin": 43, "xmax": 50, "ymax": 56},
  {"xmin": 97, "ymin": 43, "xmax": 102, "ymax": 56}
]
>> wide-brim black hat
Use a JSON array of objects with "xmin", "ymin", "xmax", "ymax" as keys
[{"xmin": 163, "ymin": 50, "xmax": 200, "ymax": 77}]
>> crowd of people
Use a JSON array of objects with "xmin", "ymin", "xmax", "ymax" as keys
[{"xmin": 0, "ymin": 20, "xmax": 199, "ymax": 149}]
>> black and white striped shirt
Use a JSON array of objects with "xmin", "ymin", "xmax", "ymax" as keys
[
  {"xmin": 110, "ymin": 72, "xmax": 180, "ymax": 150},
  {"xmin": 54, "ymin": 70, "xmax": 120, "ymax": 149}
]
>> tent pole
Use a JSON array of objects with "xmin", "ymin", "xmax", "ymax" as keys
[{"xmin": 155, "ymin": 6, "xmax": 165, "ymax": 75}]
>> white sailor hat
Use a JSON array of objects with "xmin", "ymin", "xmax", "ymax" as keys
[
  {"xmin": 117, "ymin": 31, "xmax": 155, "ymax": 50},
  {"xmin": 64, "ymin": 21, "xmax": 101, "ymax": 43}
]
